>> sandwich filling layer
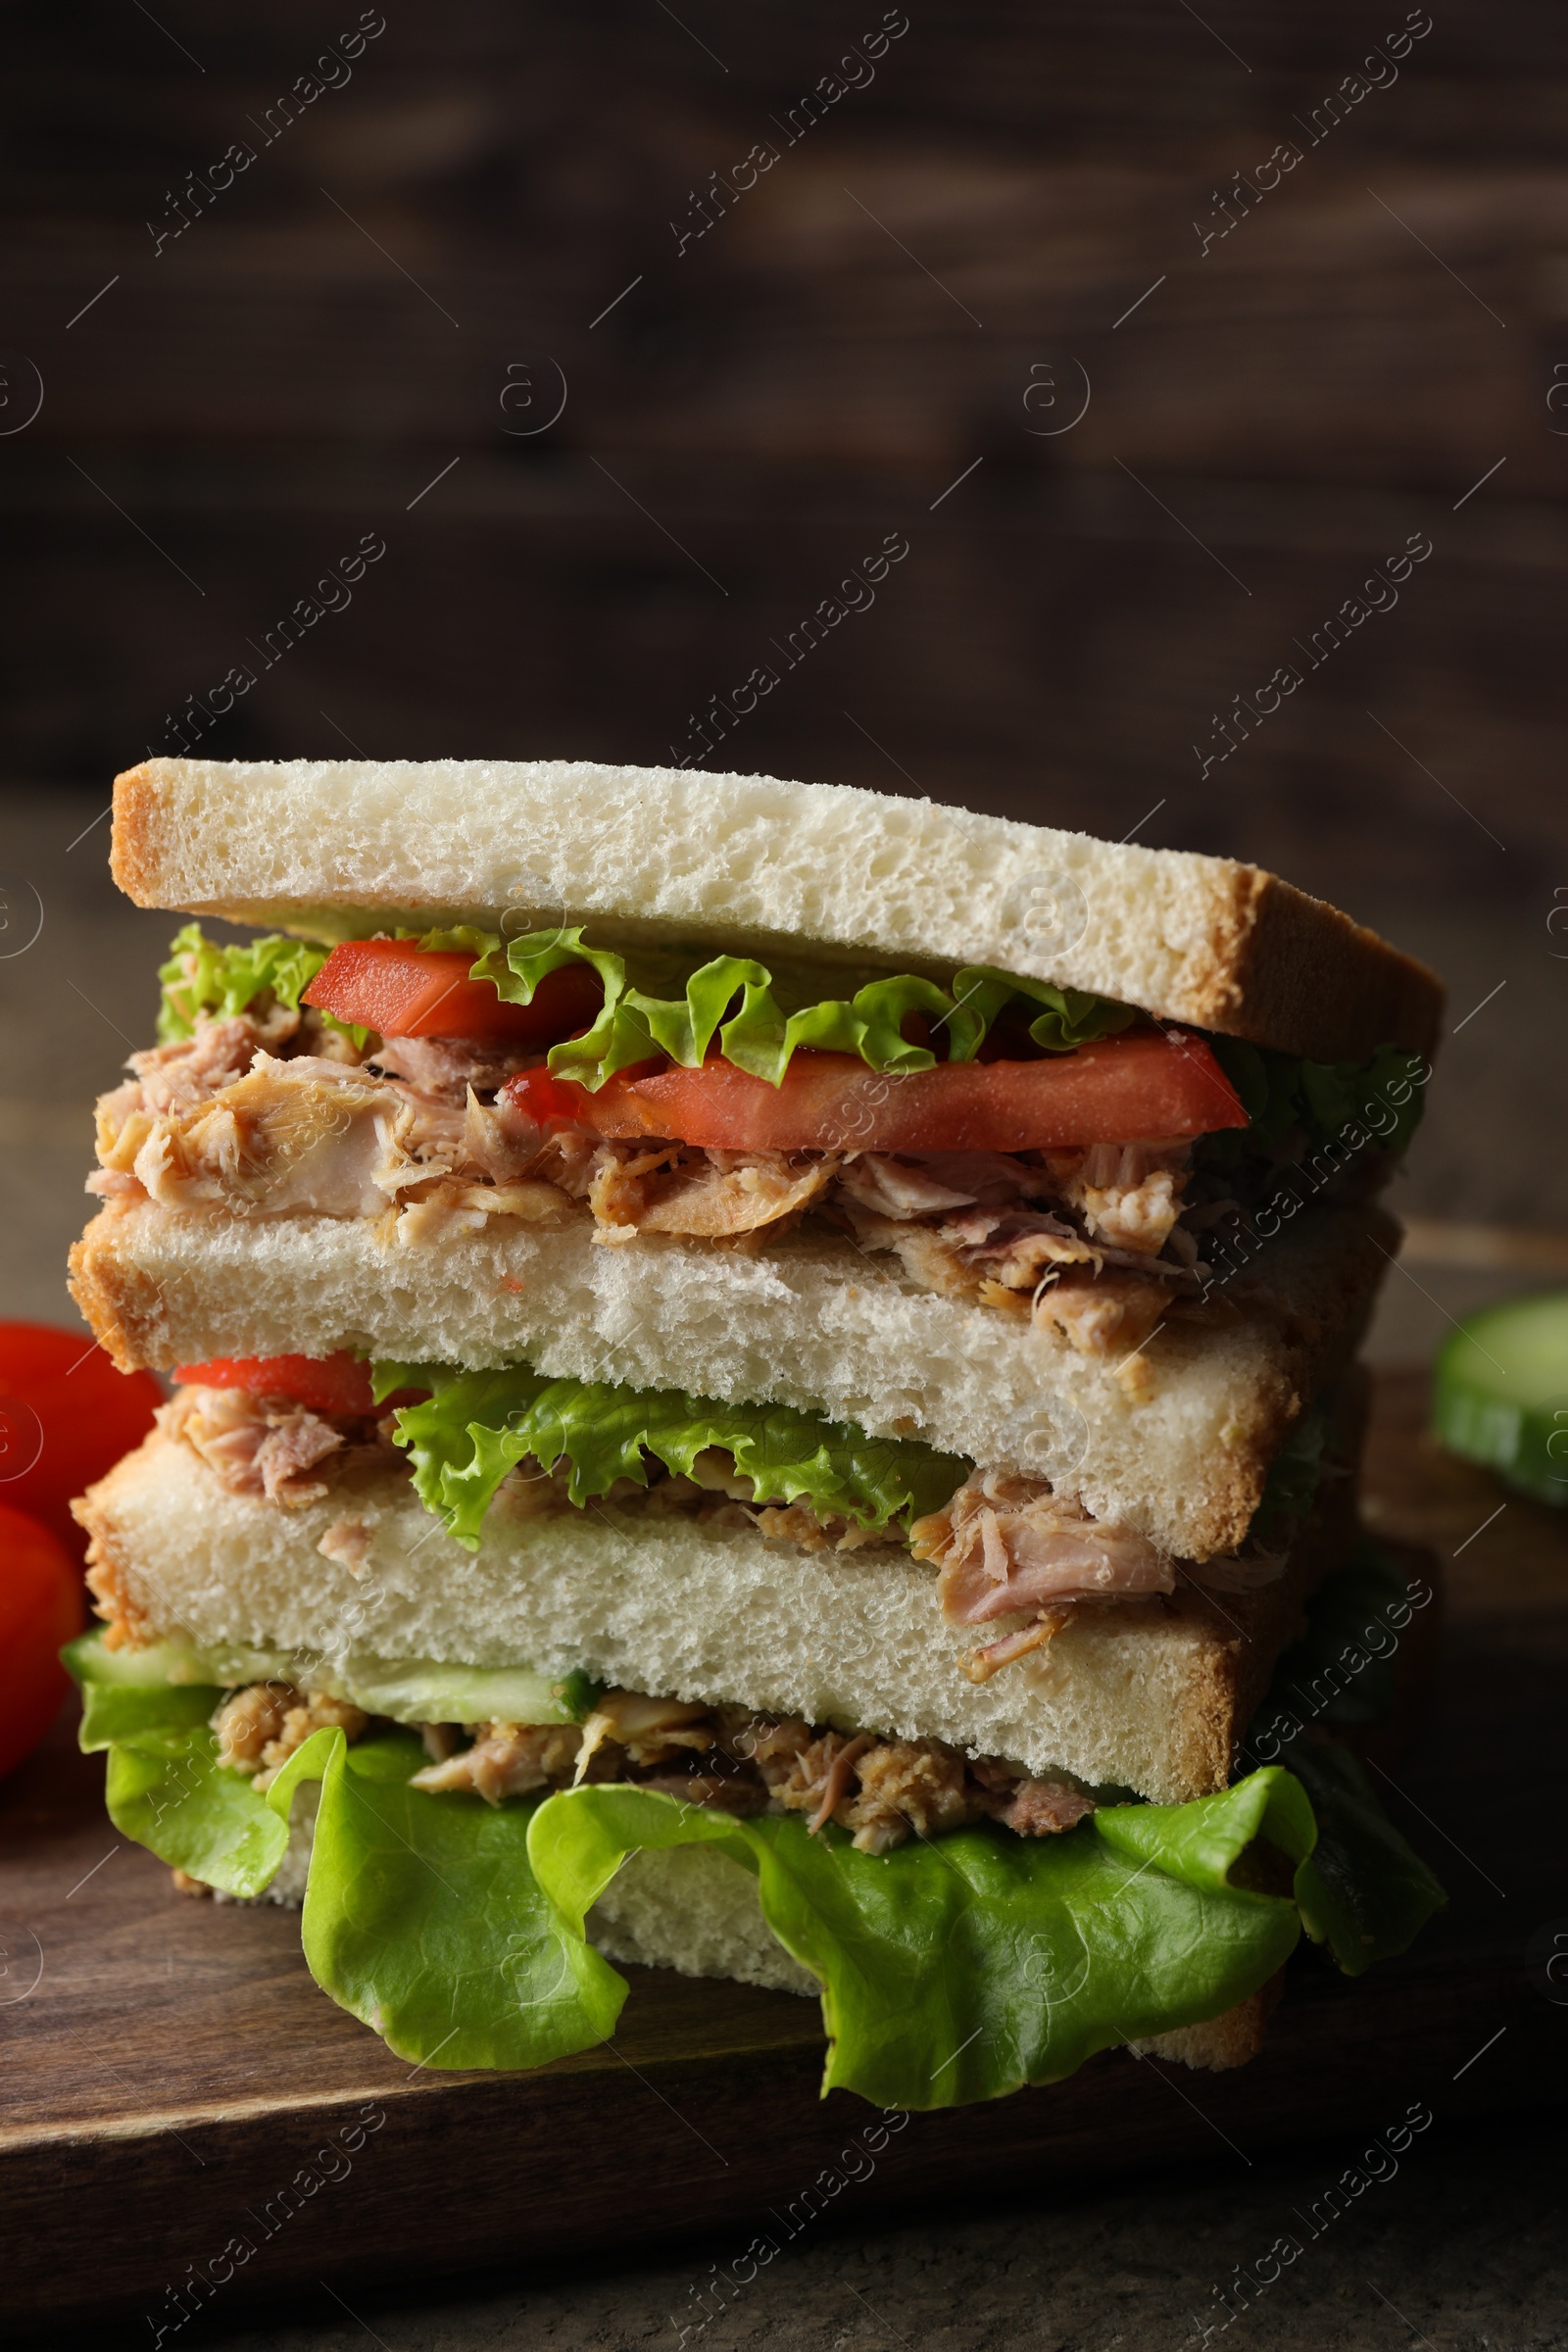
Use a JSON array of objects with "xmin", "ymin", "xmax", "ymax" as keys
[
  {"xmin": 85, "ymin": 926, "xmax": 1428, "ymax": 1361},
  {"xmin": 209, "ymin": 1672, "xmax": 1099, "ymax": 1854}
]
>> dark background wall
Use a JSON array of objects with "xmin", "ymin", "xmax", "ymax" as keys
[{"xmin": 1, "ymin": 0, "xmax": 1564, "ymax": 1309}]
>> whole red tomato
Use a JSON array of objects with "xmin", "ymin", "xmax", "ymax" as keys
[
  {"xmin": 0, "ymin": 1322, "xmax": 162, "ymax": 1562},
  {"xmin": 0, "ymin": 1503, "xmax": 83, "ymax": 1779}
]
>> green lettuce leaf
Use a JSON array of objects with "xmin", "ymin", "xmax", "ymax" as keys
[
  {"xmin": 1207, "ymin": 1037, "xmax": 1430, "ymax": 1161},
  {"xmin": 265, "ymin": 1729, "xmax": 612, "ymax": 2070},
  {"xmin": 949, "ymin": 967, "xmax": 1141, "ymax": 1056},
  {"xmin": 63, "ymin": 1639, "xmax": 612, "ymax": 2071},
  {"xmin": 1263, "ymin": 1543, "xmax": 1411, "ymax": 1729},
  {"xmin": 157, "ymin": 922, "xmax": 364, "ymax": 1048},
  {"xmin": 457, "ymin": 923, "xmax": 1135, "ymax": 1092},
  {"xmin": 1242, "ymin": 1554, "xmax": 1447, "ymax": 1971},
  {"xmin": 1285, "ymin": 1740, "xmax": 1446, "ymax": 1976},
  {"xmin": 527, "ymin": 1771, "xmax": 1312, "ymax": 2110},
  {"xmin": 371, "ymin": 1360, "xmax": 970, "ymax": 1552},
  {"xmin": 1247, "ymin": 1397, "xmax": 1332, "ymax": 1546},
  {"xmin": 77, "ymin": 1674, "xmax": 218, "ymax": 1749},
  {"xmin": 75, "ymin": 1663, "xmax": 294, "ymax": 1897}
]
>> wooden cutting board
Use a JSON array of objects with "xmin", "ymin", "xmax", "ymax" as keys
[{"xmin": 2, "ymin": 1371, "xmax": 1564, "ymax": 2331}]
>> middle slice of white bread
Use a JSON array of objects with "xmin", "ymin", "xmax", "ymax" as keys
[
  {"xmin": 78, "ymin": 1409, "xmax": 1360, "ymax": 1805},
  {"xmin": 72, "ymin": 1196, "xmax": 1395, "ymax": 1562}
]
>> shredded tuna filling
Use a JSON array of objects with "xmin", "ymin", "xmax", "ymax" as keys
[
  {"xmin": 910, "ymin": 1470, "xmax": 1174, "ymax": 1622},
  {"xmin": 212, "ymin": 1681, "xmax": 368, "ymax": 1789},
  {"xmin": 90, "ymin": 1012, "xmax": 1223, "ymax": 1351},
  {"xmin": 162, "ymin": 1388, "xmax": 400, "ymax": 1509},
  {"xmin": 211, "ymin": 1679, "xmax": 1097, "ymax": 1852}
]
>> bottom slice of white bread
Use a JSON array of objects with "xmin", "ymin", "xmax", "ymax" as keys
[
  {"xmin": 211, "ymin": 1808, "xmax": 1275, "ymax": 2070},
  {"xmin": 71, "ymin": 1196, "xmax": 1394, "ymax": 1562},
  {"xmin": 591, "ymin": 1845, "xmax": 1282, "ymax": 2067},
  {"xmin": 79, "ymin": 1392, "xmax": 1361, "ymax": 1803}
]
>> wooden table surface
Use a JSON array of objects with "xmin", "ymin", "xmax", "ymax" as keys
[{"xmin": 1, "ymin": 1369, "xmax": 1564, "ymax": 2332}]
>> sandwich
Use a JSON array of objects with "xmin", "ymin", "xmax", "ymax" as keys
[{"xmin": 64, "ymin": 757, "xmax": 1446, "ymax": 2108}]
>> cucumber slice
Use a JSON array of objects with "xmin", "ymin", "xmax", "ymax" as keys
[
  {"xmin": 311, "ymin": 1657, "xmax": 594, "ymax": 1728},
  {"xmin": 64, "ymin": 1631, "xmax": 294, "ymax": 1689},
  {"xmin": 64, "ymin": 1628, "xmax": 595, "ymax": 1725},
  {"xmin": 1432, "ymin": 1289, "xmax": 1568, "ymax": 1504}
]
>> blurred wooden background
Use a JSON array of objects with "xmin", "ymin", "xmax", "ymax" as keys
[
  {"xmin": 1, "ymin": 1, "xmax": 1564, "ymax": 1306},
  {"xmin": 4, "ymin": 2, "xmax": 1564, "ymax": 888}
]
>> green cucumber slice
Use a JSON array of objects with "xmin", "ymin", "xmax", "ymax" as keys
[
  {"xmin": 64, "ymin": 1632, "xmax": 294, "ymax": 1689},
  {"xmin": 1432, "ymin": 1288, "xmax": 1568, "ymax": 1504},
  {"xmin": 64, "ymin": 1630, "xmax": 595, "ymax": 1726},
  {"xmin": 312, "ymin": 1657, "xmax": 595, "ymax": 1728}
]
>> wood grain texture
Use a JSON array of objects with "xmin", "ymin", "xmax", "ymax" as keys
[
  {"xmin": 1, "ymin": 1, "xmax": 1563, "ymax": 919},
  {"xmin": 0, "ymin": 1371, "xmax": 1563, "ymax": 2330},
  {"xmin": 4, "ymin": 456, "xmax": 1560, "ymax": 909}
]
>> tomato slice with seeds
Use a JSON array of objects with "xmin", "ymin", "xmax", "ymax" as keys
[
  {"xmin": 171, "ymin": 1353, "xmax": 427, "ymax": 1417},
  {"xmin": 504, "ymin": 1026, "xmax": 1247, "ymax": 1154},
  {"xmin": 303, "ymin": 939, "xmax": 602, "ymax": 1046}
]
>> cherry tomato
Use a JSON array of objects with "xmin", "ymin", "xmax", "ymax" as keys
[
  {"xmin": 0, "ymin": 1503, "xmax": 83, "ymax": 1779},
  {"xmin": 303, "ymin": 939, "xmax": 602, "ymax": 1046},
  {"xmin": 505, "ymin": 1026, "xmax": 1247, "ymax": 1154},
  {"xmin": 0, "ymin": 1323, "xmax": 162, "ymax": 1563}
]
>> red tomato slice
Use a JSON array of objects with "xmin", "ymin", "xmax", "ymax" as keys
[
  {"xmin": 173, "ymin": 1352, "xmax": 381, "ymax": 1417},
  {"xmin": 0, "ymin": 1503, "xmax": 83, "ymax": 1780},
  {"xmin": 506, "ymin": 1027, "xmax": 1246, "ymax": 1154},
  {"xmin": 303, "ymin": 939, "xmax": 603, "ymax": 1046},
  {"xmin": 0, "ymin": 1323, "xmax": 162, "ymax": 1565},
  {"xmin": 507, "ymin": 1066, "xmax": 599, "ymax": 1127}
]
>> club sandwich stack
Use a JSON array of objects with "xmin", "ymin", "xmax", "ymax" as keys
[{"xmin": 65, "ymin": 758, "xmax": 1446, "ymax": 2108}]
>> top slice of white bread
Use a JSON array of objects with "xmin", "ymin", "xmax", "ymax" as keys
[
  {"xmin": 71, "ymin": 1195, "xmax": 1396, "ymax": 1563},
  {"xmin": 112, "ymin": 759, "xmax": 1443, "ymax": 1062}
]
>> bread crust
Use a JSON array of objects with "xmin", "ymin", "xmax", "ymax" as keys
[
  {"xmin": 1189, "ymin": 861, "xmax": 1444, "ymax": 1062},
  {"xmin": 1160, "ymin": 1385, "xmax": 1367, "ymax": 1795},
  {"xmin": 76, "ymin": 1452, "xmax": 162, "ymax": 1645},
  {"xmin": 108, "ymin": 762, "xmax": 162, "ymax": 908},
  {"xmin": 1132, "ymin": 1968, "xmax": 1286, "ymax": 2070},
  {"xmin": 68, "ymin": 1198, "xmax": 164, "ymax": 1372},
  {"xmin": 109, "ymin": 759, "xmax": 1444, "ymax": 1060}
]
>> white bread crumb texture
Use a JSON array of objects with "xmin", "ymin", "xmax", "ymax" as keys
[
  {"xmin": 118, "ymin": 757, "xmax": 1248, "ymax": 997},
  {"xmin": 588, "ymin": 1841, "xmax": 819, "ymax": 1997},
  {"xmin": 72, "ymin": 1199, "xmax": 1392, "ymax": 1560},
  {"xmin": 85, "ymin": 1433, "xmax": 1268, "ymax": 1800},
  {"xmin": 113, "ymin": 757, "xmax": 1441, "ymax": 1056}
]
